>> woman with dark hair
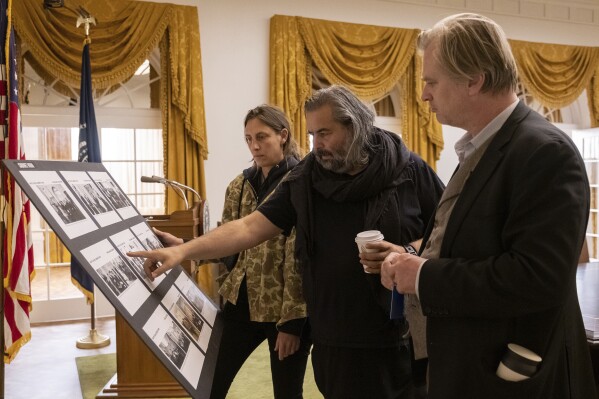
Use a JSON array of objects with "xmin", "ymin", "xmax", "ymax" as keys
[
  {"xmin": 211, "ymin": 104, "xmax": 310, "ymax": 399},
  {"xmin": 155, "ymin": 105, "xmax": 310, "ymax": 398}
]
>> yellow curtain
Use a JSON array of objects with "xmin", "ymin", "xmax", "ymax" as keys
[
  {"xmin": 13, "ymin": 0, "xmax": 208, "ymax": 176},
  {"xmin": 159, "ymin": 29, "xmax": 213, "ymax": 295},
  {"xmin": 14, "ymin": 0, "xmax": 213, "ymax": 293},
  {"xmin": 298, "ymin": 17, "xmax": 417, "ymax": 100},
  {"xmin": 400, "ymin": 54, "xmax": 443, "ymax": 163},
  {"xmin": 160, "ymin": 35, "xmax": 205, "ymax": 212},
  {"xmin": 269, "ymin": 15, "xmax": 443, "ymax": 167},
  {"xmin": 269, "ymin": 15, "xmax": 311, "ymax": 155},
  {"xmin": 589, "ymin": 66, "xmax": 599, "ymax": 128},
  {"xmin": 47, "ymin": 233, "xmax": 71, "ymax": 264},
  {"xmin": 162, "ymin": 4, "xmax": 208, "ymax": 155},
  {"xmin": 510, "ymin": 39, "xmax": 599, "ymax": 124},
  {"xmin": 14, "ymin": 0, "xmax": 171, "ymax": 94}
]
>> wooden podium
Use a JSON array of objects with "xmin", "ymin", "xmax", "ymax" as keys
[{"xmin": 97, "ymin": 201, "xmax": 208, "ymax": 398}]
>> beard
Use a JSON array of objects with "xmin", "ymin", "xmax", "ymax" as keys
[{"xmin": 315, "ymin": 141, "xmax": 357, "ymax": 174}]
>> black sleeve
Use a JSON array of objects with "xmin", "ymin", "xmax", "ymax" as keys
[
  {"xmin": 412, "ymin": 153, "xmax": 445, "ymax": 224},
  {"xmin": 277, "ymin": 317, "xmax": 307, "ymax": 336},
  {"xmin": 257, "ymin": 181, "xmax": 296, "ymax": 236}
]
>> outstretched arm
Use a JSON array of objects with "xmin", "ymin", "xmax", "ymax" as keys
[{"xmin": 129, "ymin": 211, "xmax": 282, "ymax": 280}]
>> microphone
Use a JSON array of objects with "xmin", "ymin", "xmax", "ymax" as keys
[
  {"xmin": 140, "ymin": 175, "xmax": 165, "ymax": 183},
  {"xmin": 140, "ymin": 175, "xmax": 202, "ymax": 210}
]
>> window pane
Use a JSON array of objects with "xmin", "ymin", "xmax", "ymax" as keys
[
  {"xmin": 31, "ymin": 266, "xmax": 49, "ymax": 301},
  {"xmin": 48, "ymin": 265, "xmax": 82, "ymax": 300},
  {"xmin": 30, "ymin": 210, "xmax": 47, "ymax": 264},
  {"xmin": 45, "ymin": 232, "xmax": 71, "ymax": 264},
  {"xmin": 22, "ymin": 127, "xmax": 41, "ymax": 160},
  {"xmin": 31, "ymin": 230, "xmax": 46, "ymax": 267},
  {"xmin": 70, "ymin": 128, "xmax": 80, "ymax": 159},
  {"xmin": 137, "ymin": 194, "xmax": 165, "ymax": 215},
  {"xmin": 137, "ymin": 162, "xmax": 165, "ymax": 194},
  {"xmin": 104, "ymin": 162, "xmax": 136, "ymax": 195},
  {"xmin": 101, "ymin": 128, "xmax": 134, "ymax": 160},
  {"xmin": 136, "ymin": 129, "xmax": 163, "ymax": 160},
  {"xmin": 47, "ymin": 128, "xmax": 75, "ymax": 160},
  {"xmin": 590, "ymin": 236, "xmax": 598, "ymax": 260}
]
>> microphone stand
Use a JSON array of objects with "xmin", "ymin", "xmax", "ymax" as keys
[
  {"xmin": 166, "ymin": 181, "xmax": 189, "ymax": 210},
  {"xmin": 141, "ymin": 175, "xmax": 201, "ymax": 210}
]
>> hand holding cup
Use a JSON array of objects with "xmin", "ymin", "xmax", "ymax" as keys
[{"xmin": 356, "ymin": 230, "xmax": 400, "ymax": 274}]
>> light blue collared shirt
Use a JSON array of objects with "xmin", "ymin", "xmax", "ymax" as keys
[{"xmin": 454, "ymin": 99, "xmax": 520, "ymax": 163}]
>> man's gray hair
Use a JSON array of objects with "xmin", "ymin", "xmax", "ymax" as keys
[{"xmin": 305, "ymin": 85, "xmax": 375, "ymax": 168}]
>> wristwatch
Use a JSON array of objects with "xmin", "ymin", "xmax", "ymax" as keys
[{"xmin": 402, "ymin": 244, "xmax": 417, "ymax": 256}]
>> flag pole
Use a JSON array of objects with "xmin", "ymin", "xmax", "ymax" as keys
[
  {"xmin": 1, "ymin": 0, "xmax": 8, "ymax": 392},
  {"xmin": 1, "ymin": 171, "xmax": 5, "ymax": 398},
  {"xmin": 73, "ymin": 9, "xmax": 109, "ymax": 350},
  {"xmin": 2, "ymin": 0, "xmax": 13, "ymax": 393}
]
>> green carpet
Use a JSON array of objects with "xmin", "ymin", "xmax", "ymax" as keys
[
  {"xmin": 75, "ymin": 353, "xmax": 117, "ymax": 399},
  {"xmin": 76, "ymin": 342, "xmax": 322, "ymax": 398}
]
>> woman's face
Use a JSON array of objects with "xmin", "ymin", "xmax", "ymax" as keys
[{"xmin": 244, "ymin": 118, "xmax": 287, "ymax": 171}]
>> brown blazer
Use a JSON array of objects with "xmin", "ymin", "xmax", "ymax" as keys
[{"xmin": 419, "ymin": 102, "xmax": 597, "ymax": 399}]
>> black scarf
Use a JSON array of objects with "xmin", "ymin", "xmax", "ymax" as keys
[
  {"xmin": 287, "ymin": 127, "xmax": 411, "ymax": 264},
  {"xmin": 243, "ymin": 156, "xmax": 299, "ymax": 205}
]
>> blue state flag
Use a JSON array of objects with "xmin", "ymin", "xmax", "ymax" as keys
[{"xmin": 71, "ymin": 43, "xmax": 100, "ymax": 303}]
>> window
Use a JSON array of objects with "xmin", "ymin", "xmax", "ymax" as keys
[
  {"xmin": 101, "ymin": 128, "xmax": 164, "ymax": 215},
  {"xmin": 519, "ymin": 86, "xmax": 595, "ymax": 261},
  {"xmin": 571, "ymin": 128, "xmax": 599, "ymax": 261},
  {"xmin": 21, "ymin": 119, "xmax": 164, "ymax": 317},
  {"xmin": 21, "ymin": 52, "xmax": 164, "ymax": 321}
]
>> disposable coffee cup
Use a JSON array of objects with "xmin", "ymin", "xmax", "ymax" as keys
[
  {"xmin": 496, "ymin": 343, "xmax": 542, "ymax": 382},
  {"xmin": 355, "ymin": 230, "xmax": 384, "ymax": 253}
]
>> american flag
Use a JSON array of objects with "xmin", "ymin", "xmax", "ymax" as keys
[{"xmin": 0, "ymin": 0, "xmax": 35, "ymax": 363}]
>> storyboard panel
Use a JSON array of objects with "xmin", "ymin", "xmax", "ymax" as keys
[{"xmin": 2, "ymin": 160, "xmax": 222, "ymax": 399}]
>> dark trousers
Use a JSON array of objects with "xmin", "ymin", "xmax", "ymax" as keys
[
  {"xmin": 209, "ymin": 283, "xmax": 311, "ymax": 399},
  {"xmin": 311, "ymin": 342, "xmax": 414, "ymax": 399}
]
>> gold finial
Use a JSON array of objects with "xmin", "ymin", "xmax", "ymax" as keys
[{"xmin": 75, "ymin": 6, "xmax": 96, "ymax": 44}]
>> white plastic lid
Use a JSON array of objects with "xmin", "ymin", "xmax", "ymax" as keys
[
  {"xmin": 355, "ymin": 230, "xmax": 384, "ymax": 242},
  {"xmin": 356, "ymin": 230, "xmax": 383, "ymax": 239}
]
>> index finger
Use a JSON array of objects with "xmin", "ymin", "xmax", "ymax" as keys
[{"xmin": 127, "ymin": 251, "xmax": 160, "ymax": 280}]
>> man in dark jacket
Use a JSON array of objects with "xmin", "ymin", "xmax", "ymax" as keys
[
  {"xmin": 381, "ymin": 13, "xmax": 597, "ymax": 399},
  {"xmin": 130, "ymin": 85, "xmax": 444, "ymax": 399}
]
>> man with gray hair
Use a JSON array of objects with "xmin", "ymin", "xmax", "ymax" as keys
[
  {"xmin": 381, "ymin": 13, "xmax": 597, "ymax": 398},
  {"xmin": 130, "ymin": 85, "xmax": 444, "ymax": 398}
]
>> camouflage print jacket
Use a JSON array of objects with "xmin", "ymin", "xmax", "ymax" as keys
[{"xmin": 218, "ymin": 158, "xmax": 307, "ymax": 331}]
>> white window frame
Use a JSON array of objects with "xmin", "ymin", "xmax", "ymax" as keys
[{"xmin": 22, "ymin": 105, "xmax": 162, "ymax": 323}]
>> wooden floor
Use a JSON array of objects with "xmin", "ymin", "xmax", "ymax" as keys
[{"xmin": 2, "ymin": 317, "xmax": 116, "ymax": 399}]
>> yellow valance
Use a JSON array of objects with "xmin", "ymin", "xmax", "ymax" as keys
[
  {"xmin": 298, "ymin": 17, "xmax": 417, "ymax": 100},
  {"xmin": 13, "ymin": 0, "xmax": 207, "ymax": 154},
  {"xmin": 270, "ymin": 15, "xmax": 443, "ymax": 168},
  {"xmin": 510, "ymin": 39, "xmax": 599, "ymax": 115}
]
